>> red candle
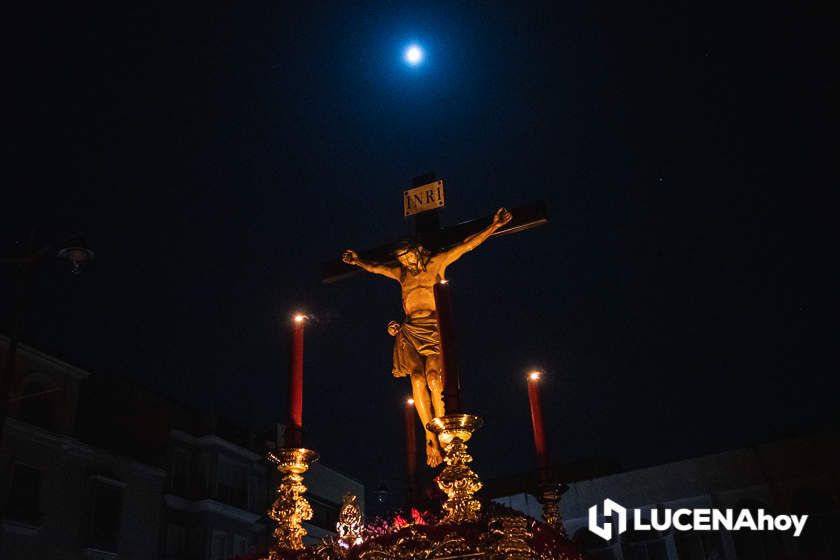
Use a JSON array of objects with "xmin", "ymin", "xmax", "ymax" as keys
[
  {"xmin": 527, "ymin": 371, "xmax": 549, "ymax": 479},
  {"xmin": 287, "ymin": 314, "xmax": 305, "ymax": 448},
  {"xmin": 405, "ymin": 397, "xmax": 418, "ymax": 505},
  {"xmin": 434, "ymin": 280, "xmax": 460, "ymax": 414}
]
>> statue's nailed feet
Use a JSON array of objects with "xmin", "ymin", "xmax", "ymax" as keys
[{"xmin": 426, "ymin": 435, "xmax": 443, "ymax": 467}]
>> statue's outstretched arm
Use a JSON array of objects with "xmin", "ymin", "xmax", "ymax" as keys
[
  {"xmin": 342, "ymin": 249, "xmax": 400, "ymax": 280},
  {"xmin": 441, "ymin": 207, "xmax": 512, "ymax": 265}
]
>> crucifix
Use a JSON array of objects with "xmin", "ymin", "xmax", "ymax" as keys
[{"xmin": 324, "ymin": 173, "xmax": 547, "ymax": 467}]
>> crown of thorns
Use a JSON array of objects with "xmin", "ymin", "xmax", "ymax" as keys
[{"xmin": 393, "ymin": 238, "xmax": 423, "ymax": 257}]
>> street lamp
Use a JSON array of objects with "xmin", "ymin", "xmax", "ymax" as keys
[
  {"xmin": 56, "ymin": 237, "xmax": 96, "ymax": 275},
  {"xmin": 373, "ymin": 482, "xmax": 390, "ymax": 505}
]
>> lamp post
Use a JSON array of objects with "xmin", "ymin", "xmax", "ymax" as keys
[{"xmin": 0, "ymin": 231, "xmax": 94, "ymax": 443}]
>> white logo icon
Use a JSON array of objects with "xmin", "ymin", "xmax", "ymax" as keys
[{"xmin": 588, "ymin": 498, "xmax": 627, "ymax": 541}]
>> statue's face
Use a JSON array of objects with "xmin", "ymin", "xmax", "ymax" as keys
[{"xmin": 396, "ymin": 245, "xmax": 423, "ymax": 269}]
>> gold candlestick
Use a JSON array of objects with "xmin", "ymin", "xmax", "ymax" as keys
[
  {"xmin": 539, "ymin": 480, "xmax": 569, "ymax": 536},
  {"xmin": 427, "ymin": 414, "xmax": 484, "ymax": 524},
  {"xmin": 267, "ymin": 448, "xmax": 319, "ymax": 552}
]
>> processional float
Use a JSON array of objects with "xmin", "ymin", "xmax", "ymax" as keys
[{"xmin": 262, "ymin": 177, "xmax": 583, "ymax": 560}]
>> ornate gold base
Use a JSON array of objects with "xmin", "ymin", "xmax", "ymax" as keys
[
  {"xmin": 539, "ymin": 481, "xmax": 569, "ymax": 536},
  {"xmin": 267, "ymin": 448, "xmax": 319, "ymax": 551},
  {"xmin": 427, "ymin": 414, "xmax": 483, "ymax": 524},
  {"xmin": 490, "ymin": 515, "xmax": 536, "ymax": 560}
]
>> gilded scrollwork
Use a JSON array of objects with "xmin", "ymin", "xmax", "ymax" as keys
[
  {"xmin": 427, "ymin": 414, "xmax": 484, "ymax": 524},
  {"xmin": 488, "ymin": 515, "xmax": 535, "ymax": 560},
  {"xmin": 269, "ymin": 471, "xmax": 313, "ymax": 550},
  {"xmin": 262, "ymin": 510, "xmax": 584, "ymax": 560},
  {"xmin": 538, "ymin": 482, "xmax": 567, "ymax": 536},
  {"xmin": 358, "ymin": 528, "xmax": 482, "ymax": 560},
  {"xmin": 261, "ymin": 419, "xmax": 582, "ymax": 559},
  {"xmin": 267, "ymin": 448, "xmax": 319, "ymax": 552},
  {"xmin": 337, "ymin": 493, "xmax": 364, "ymax": 549},
  {"xmin": 436, "ymin": 436, "xmax": 483, "ymax": 523}
]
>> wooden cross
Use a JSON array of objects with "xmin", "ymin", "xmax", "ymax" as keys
[{"xmin": 321, "ymin": 174, "xmax": 549, "ymax": 283}]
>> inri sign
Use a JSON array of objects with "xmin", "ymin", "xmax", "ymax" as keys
[{"xmin": 403, "ymin": 180, "xmax": 445, "ymax": 217}]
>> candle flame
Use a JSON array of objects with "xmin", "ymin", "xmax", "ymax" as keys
[
  {"xmin": 293, "ymin": 313, "xmax": 306, "ymax": 323},
  {"xmin": 439, "ymin": 278, "xmax": 448, "ymax": 285},
  {"xmin": 529, "ymin": 371, "xmax": 542, "ymax": 381},
  {"xmin": 407, "ymin": 397, "xmax": 415, "ymax": 406}
]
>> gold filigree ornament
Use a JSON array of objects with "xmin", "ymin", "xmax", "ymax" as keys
[
  {"xmin": 337, "ymin": 493, "xmax": 364, "ymax": 549},
  {"xmin": 489, "ymin": 515, "xmax": 536, "ymax": 560},
  {"xmin": 538, "ymin": 481, "xmax": 568, "ymax": 536},
  {"xmin": 267, "ymin": 448, "xmax": 319, "ymax": 553},
  {"xmin": 358, "ymin": 527, "xmax": 481, "ymax": 560},
  {"xmin": 427, "ymin": 414, "xmax": 484, "ymax": 524}
]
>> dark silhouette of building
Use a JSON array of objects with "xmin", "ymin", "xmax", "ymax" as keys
[
  {"xmin": 0, "ymin": 336, "xmax": 363, "ymax": 559},
  {"xmin": 489, "ymin": 433, "xmax": 839, "ymax": 560}
]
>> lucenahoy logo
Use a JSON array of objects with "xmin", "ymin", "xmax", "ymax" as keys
[{"xmin": 588, "ymin": 499, "xmax": 808, "ymax": 541}]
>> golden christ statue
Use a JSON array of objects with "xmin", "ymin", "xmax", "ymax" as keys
[{"xmin": 342, "ymin": 207, "xmax": 512, "ymax": 467}]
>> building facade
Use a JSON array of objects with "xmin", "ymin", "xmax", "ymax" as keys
[
  {"xmin": 0, "ymin": 337, "xmax": 364, "ymax": 560},
  {"xmin": 492, "ymin": 433, "xmax": 839, "ymax": 560},
  {"xmin": 0, "ymin": 338, "xmax": 166, "ymax": 560}
]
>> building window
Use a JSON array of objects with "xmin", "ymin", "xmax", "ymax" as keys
[
  {"xmin": 189, "ymin": 527, "xmax": 205, "ymax": 557},
  {"xmin": 170, "ymin": 447, "xmax": 190, "ymax": 496},
  {"xmin": 792, "ymin": 487, "xmax": 839, "ymax": 560},
  {"xmin": 216, "ymin": 457, "xmax": 247, "ymax": 509},
  {"xmin": 211, "ymin": 530, "xmax": 229, "ymax": 560},
  {"xmin": 573, "ymin": 527, "xmax": 617, "ymax": 560},
  {"xmin": 309, "ymin": 496, "xmax": 340, "ymax": 530},
  {"xmin": 3, "ymin": 463, "xmax": 42, "ymax": 525},
  {"xmin": 87, "ymin": 478, "xmax": 124, "ymax": 551},
  {"xmin": 249, "ymin": 473, "xmax": 266, "ymax": 511},
  {"xmin": 166, "ymin": 523, "xmax": 187, "ymax": 556},
  {"xmin": 621, "ymin": 526, "xmax": 668, "ymax": 560},
  {"xmin": 675, "ymin": 531, "xmax": 723, "ymax": 560},
  {"xmin": 197, "ymin": 453, "xmax": 211, "ymax": 496},
  {"xmin": 732, "ymin": 500, "xmax": 786, "ymax": 560},
  {"xmin": 233, "ymin": 534, "xmax": 249, "ymax": 556},
  {"xmin": 18, "ymin": 380, "xmax": 54, "ymax": 429}
]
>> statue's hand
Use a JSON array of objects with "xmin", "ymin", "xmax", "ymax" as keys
[
  {"xmin": 494, "ymin": 207, "xmax": 513, "ymax": 227},
  {"xmin": 342, "ymin": 249, "xmax": 359, "ymax": 265},
  {"xmin": 387, "ymin": 321, "xmax": 401, "ymax": 336}
]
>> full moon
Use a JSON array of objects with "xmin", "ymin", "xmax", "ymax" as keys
[{"xmin": 404, "ymin": 44, "xmax": 424, "ymax": 66}]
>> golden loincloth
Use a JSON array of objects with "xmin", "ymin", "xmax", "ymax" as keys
[{"xmin": 391, "ymin": 315, "xmax": 440, "ymax": 378}]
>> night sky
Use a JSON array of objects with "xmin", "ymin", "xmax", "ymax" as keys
[{"xmin": 2, "ymin": 3, "xmax": 834, "ymax": 506}]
